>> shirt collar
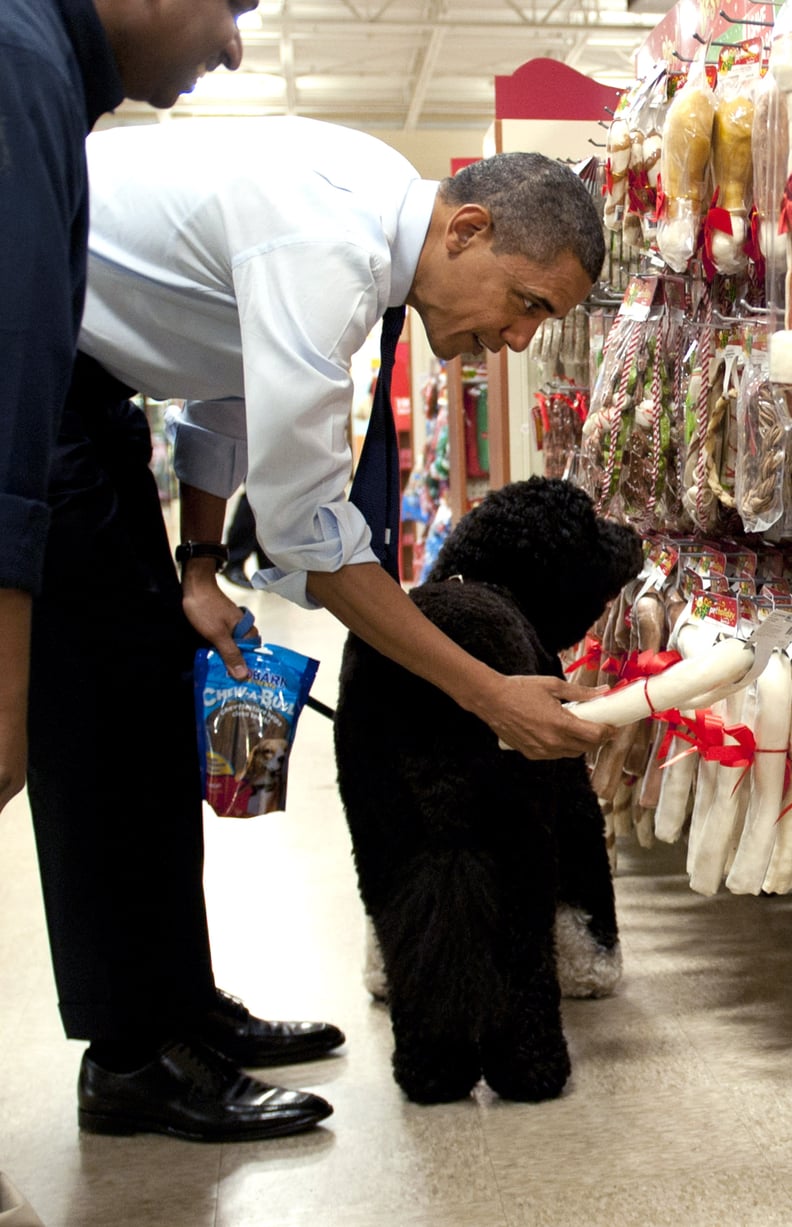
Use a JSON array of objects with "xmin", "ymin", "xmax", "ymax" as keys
[
  {"xmin": 389, "ymin": 178, "xmax": 439, "ymax": 307},
  {"xmin": 53, "ymin": 0, "xmax": 125, "ymax": 130}
]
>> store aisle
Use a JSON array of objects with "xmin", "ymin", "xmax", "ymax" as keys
[{"xmin": 4, "ymin": 588, "xmax": 792, "ymax": 1226}]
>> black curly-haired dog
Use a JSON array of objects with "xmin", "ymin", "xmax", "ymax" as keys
[{"xmin": 334, "ymin": 477, "xmax": 642, "ymax": 1105}]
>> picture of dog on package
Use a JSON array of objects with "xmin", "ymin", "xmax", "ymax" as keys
[{"xmin": 231, "ymin": 736, "xmax": 289, "ymax": 815}]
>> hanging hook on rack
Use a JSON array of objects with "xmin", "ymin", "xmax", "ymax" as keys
[
  {"xmin": 588, "ymin": 138, "xmax": 607, "ymax": 148},
  {"xmin": 692, "ymin": 30, "xmax": 729, "ymax": 47},
  {"xmin": 693, "ymin": 28, "xmax": 771, "ymax": 53},
  {"xmin": 733, "ymin": 299, "xmax": 783, "ymax": 325},
  {"xmin": 719, "ymin": 8, "xmax": 774, "ymax": 23},
  {"xmin": 673, "ymin": 49, "xmax": 696, "ymax": 62},
  {"xmin": 696, "ymin": 302, "xmax": 778, "ymax": 329}
]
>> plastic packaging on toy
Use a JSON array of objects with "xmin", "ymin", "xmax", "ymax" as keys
[
  {"xmin": 706, "ymin": 48, "xmax": 758, "ymax": 277},
  {"xmin": 726, "ymin": 647, "xmax": 792, "ymax": 894},
  {"xmin": 194, "ymin": 614, "xmax": 318, "ymax": 817},
  {"xmin": 622, "ymin": 67, "xmax": 667, "ymax": 252},
  {"xmin": 735, "ymin": 352, "xmax": 792, "ymax": 534},
  {"xmin": 680, "ymin": 316, "xmax": 744, "ymax": 536},
  {"xmin": 603, "ymin": 101, "xmax": 632, "ymax": 235},
  {"xmin": 579, "ymin": 288, "xmax": 671, "ymax": 528},
  {"xmin": 752, "ymin": 68, "xmax": 789, "ymax": 302},
  {"xmin": 682, "ymin": 336, "xmax": 743, "ymax": 529},
  {"xmin": 657, "ymin": 61, "xmax": 716, "ymax": 272}
]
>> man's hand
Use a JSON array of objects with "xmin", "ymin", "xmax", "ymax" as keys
[
  {"xmin": 484, "ymin": 675, "xmax": 613, "ymax": 759},
  {"xmin": 0, "ymin": 590, "xmax": 32, "ymax": 813},
  {"xmin": 307, "ymin": 562, "xmax": 613, "ymax": 761},
  {"xmin": 180, "ymin": 557, "xmax": 257, "ymax": 679},
  {"xmin": 0, "ymin": 707, "xmax": 27, "ymax": 813}
]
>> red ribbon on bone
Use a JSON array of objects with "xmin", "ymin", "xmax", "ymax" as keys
[
  {"xmin": 627, "ymin": 167, "xmax": 655, "ymax": 216},
  {"xmin": 653, "ymin": 172, "xmax": 666, "ymax": 222},
  {"xmin": 658, "ymin": 709, "xmax": 755, "ymax": 775},
  {"xmin": 598, "ymin": 649, "xmax": 683, "ymax": 704},
  {"xmin": 658, "ymin": 711, "xmax": 792, "ymax": 815},
  {"xmin": 618, "ymin": 649, "xmax": 683, "ymax": 683},
  {"xmin": 564, "ymin": 638, "xmax": 622, "ymax": 676},
  {"xmin": 744, "ymin": 205, "xmax": 765, "ymax": 283},
  {"xmin": 565, "ymin": 391, "xmax": 588, "ymax": 424},
  {"xmin": 699, "ymin": 187, "xmax": 733, "ymax": 282},
  {"xmin": 535, "ymin": 392, "xmax": 550, "ymax": 435},
  {"xmin": 777, "ymin": 173, "xmax": 792, "ymax": 236}
]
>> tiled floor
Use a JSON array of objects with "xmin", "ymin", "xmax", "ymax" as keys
[{"xmin": 4, "ymin": 585, "xmax": 792, "ymax": 1225}]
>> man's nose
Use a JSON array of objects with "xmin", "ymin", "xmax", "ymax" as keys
[
  {"xmin": 502, "ymin": 317, "xmax": 540, "ymax": 353},
  {"xmin": 221, "ymin": 28, "xmax": 244, "ymax": 73}
]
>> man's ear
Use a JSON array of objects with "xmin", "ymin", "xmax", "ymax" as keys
[{"xmin": 445, "ymin": 203, "xmax": 493, "ymax": 253}]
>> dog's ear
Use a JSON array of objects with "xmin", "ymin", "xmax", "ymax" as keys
[
  {"xmin": 597, "ymin": 519, "xmax": 644, "ymax": 600},
  {"xmin": 428, "ymin": 477, "xmax": 598, "ymax": 587},
  {"xmin": 426, "ymin": 476, "xmax": 644, "ymax": 653}
]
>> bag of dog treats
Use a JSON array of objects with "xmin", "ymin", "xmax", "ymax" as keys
[{"xmin": 194, "ymin": 617, "xmax": 319, "ymax": 818}]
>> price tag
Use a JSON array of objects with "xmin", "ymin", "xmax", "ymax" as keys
[{"xmin": 743, "ymin": 610, "xmax": 792, "ymax": 685}]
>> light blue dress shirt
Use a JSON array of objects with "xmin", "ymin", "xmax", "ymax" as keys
[{"xmin": 81, "ymin": 116, "xmax": 438, "ymax": 606}]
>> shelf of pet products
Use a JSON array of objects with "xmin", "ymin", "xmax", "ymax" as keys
[
  {"xmin": 564, "ymin": 262, "xmax": 792, "ymax": 896},
  {"xmin": 532, "ymin": 381, "xmax": 590, "ymax": 481},
  {"xmin": 506, "ymin": 161, "xmax": 646, "ymax": 484},
  {"xmin": 399, "ymin": 345, "xmax": 509, "ymax": 582},
  {"xmin": 443, "ymin": 348, "xmax": 510, "ymax": 524},
  {"xmin": 561, "ymin": 524, "xmax": 792, "ymax": 897},
  {"xmin": 399, "ymin": 359, "xmax": 451, "ymax": 584},
  {"xmin": 522, "ymin": 298, "xmax": 609, "ymax": 480},
  {"xmin": 565, "ymin": 273, "xmax": 792, "ymax": 894},
  {"xmin": 543, "ymin": 0, "xmax": 792, "ymax": 898}
]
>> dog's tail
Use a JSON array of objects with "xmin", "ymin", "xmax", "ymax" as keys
[{"xmin": 377, "ymin": 848, "xmax": 507, "ymax": 1032}]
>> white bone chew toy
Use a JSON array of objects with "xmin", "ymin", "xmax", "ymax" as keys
[
  {"xmin": 498, "ymin": 613, "xmax": 792, "ymax": 751},
  {"xmin": 562, "ymin": 636, "xmax": 755, "ymax": 727}
]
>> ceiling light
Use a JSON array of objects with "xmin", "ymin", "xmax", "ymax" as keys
[{"xmin": 190, "ymin": 71, "xmax": 284, "ymax": 100}]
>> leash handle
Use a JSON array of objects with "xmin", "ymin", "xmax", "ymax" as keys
[
  {"xmin": 232, "ymin": 606, "xmax": 257, "ymax": 642},
  {"xmin": 231, "ymin": 608, "xmax": 336, "ymax": 720}
]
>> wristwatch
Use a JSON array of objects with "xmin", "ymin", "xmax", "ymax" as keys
[{"xmin": 175, "ymin": 541, "xmax": 229, "ymax": 571}]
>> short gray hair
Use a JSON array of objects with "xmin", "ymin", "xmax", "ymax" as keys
[{"xmin": 439, "ymin": 152, "xmax": 604, "ymax": 284}]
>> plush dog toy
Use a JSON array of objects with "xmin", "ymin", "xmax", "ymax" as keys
[{"xmin": 334, "ymin": 477, "xmax": 643, "ymax": 1105}]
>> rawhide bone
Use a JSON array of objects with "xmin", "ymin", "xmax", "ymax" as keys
[{"xmin": 565, "ymin": 635, "xmax": 755, "ymax": 727}]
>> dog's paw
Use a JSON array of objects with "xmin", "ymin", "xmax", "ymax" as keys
[
  {"xmin": 363, "ymin": 915, "xmax": 389, "ymax": 1002},
  {"xmin": 554, "ymin": 903, "xmax": 622, "ymax": 999},
  {"xmin": 482, "ymin": 1034, "xmax": 571, "ymax": 1103},
  {"xmin": 393, "ymin": 1043, "xmax": 482, "ymax": 1104}
]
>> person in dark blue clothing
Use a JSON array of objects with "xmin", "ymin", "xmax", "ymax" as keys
[
  {"xmin": 0, "ymin": 0, "xmax": 340, "ymax": 1166},
  {"xmin": 222, "ymin": 489, "xmax": 269, "ymax": 587}
]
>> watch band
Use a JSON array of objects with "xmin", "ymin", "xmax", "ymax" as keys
[{"xmin": 175, "ymin": 541, "xmax": 230, "ymax": 571}]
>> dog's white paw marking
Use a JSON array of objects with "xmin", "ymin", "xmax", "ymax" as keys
[
  {"xmin": 363, "ymin": 915, "xmax": 389, "ymax": 1001},
  {"xmin": 554, "ymin": 904, "xmax": 622, "ymax": 999}
]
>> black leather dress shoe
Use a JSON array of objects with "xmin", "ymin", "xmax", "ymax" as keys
[
  {"xmin": 199, "ymin": 990, "xmax": 346, "ymax": 1067},
  {"xmin": 78, "ymin": 1040, "xmax": 332, "ymax": 1142}
]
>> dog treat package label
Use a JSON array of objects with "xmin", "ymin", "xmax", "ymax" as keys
[{"xmin": 194, "ymin": 642, "xmax": 319, "ymax": 818}]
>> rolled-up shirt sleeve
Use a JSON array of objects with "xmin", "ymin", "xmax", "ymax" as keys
[
  {"xmin": 0, "ymin": 45, "xmax": 85, "ymax": 593},
  {"xmin": 231, "ymin": 237, "xmax": 387, "ymax": 608},
  {"xmin": 169, "ymin": 398, "xmax": 248, "ymax": 498}
]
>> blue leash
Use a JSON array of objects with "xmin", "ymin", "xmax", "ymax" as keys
[{"xmin": 233, "ymin": 607, "xmax": 336, "ymax": 721}]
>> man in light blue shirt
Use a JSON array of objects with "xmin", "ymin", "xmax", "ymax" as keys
[
  {"xmin": 29, "ymin": 118, "xmax": 609, "ymax": 1146},
  {"xmin": 79, "ymin": 116, "xmax": 607, "ymax": 763}
]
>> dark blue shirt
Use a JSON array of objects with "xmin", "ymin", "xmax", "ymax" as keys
[{"xmin": 0, "ymin": 0, "xmax": 123, "ymax": 592}]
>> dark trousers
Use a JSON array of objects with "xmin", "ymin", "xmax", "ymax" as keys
[
  {"xmin": 226, "ymin": 490, "xmax": 267, "ymax": 570},
  {"xmin": 26, "ymin": 353, "xmax": 216, "ymax": 1041}
]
